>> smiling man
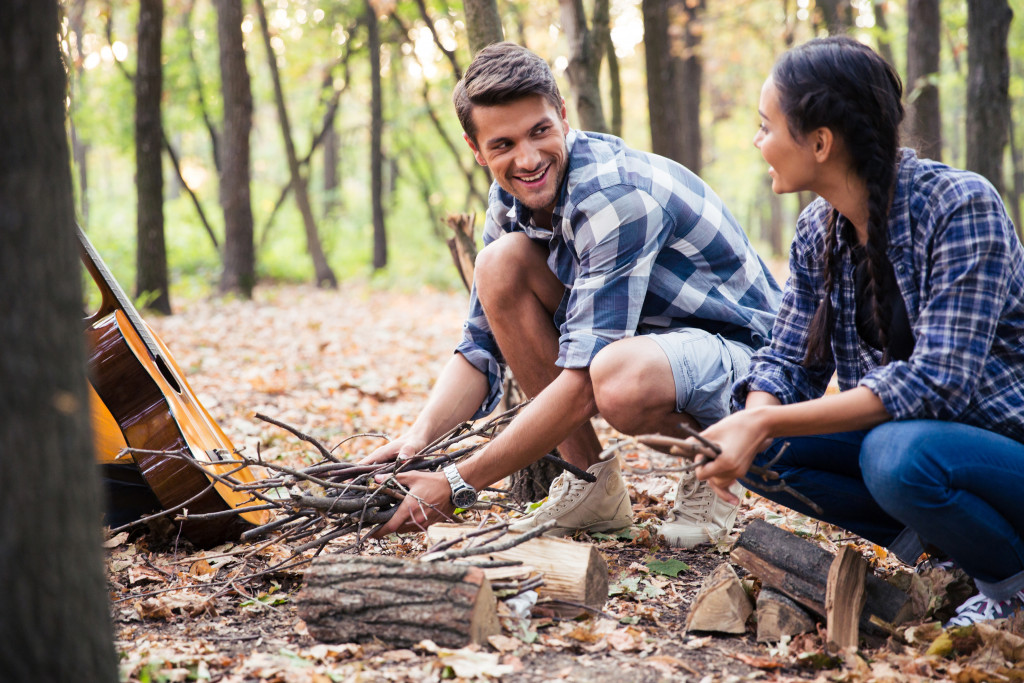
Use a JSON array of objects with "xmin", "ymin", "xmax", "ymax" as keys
[{"xmin": 367, "ymin": 42, "xmax": 781, "ymax": 546}]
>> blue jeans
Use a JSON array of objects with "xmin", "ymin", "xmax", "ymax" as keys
[{"xmin": 745, "ymin": 420, "xmax": 1024, "ymax": 600}]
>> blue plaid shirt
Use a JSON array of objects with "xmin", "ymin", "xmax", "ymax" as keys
[
  {"xmin": 457, "ymin": 129, "xmax": 782, "ymax": 418},
  {"xmin": 735, "ymin": 149, "xmax": 1024, "ymax": 442}
]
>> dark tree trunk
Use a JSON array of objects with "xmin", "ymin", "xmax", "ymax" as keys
[
  {"xmin": 815, "ymin": 0, "xmax": 852, "ymax": 34},
  {"xmin": 215, "ymin": 0, "xmax": 256, "ymax": 297},
  {"xmin": 677, "ymin": 0, "xmax": 703, "ymax": 175},
  {"xmin": 135, "ymin": 0, "xmax": 170, "ymax": 314},
  {"xmin": 966, "ymin": 0, "xmax": 1012, "ymax": 195},
  {"xmin": 463, "ymin": 0, "xmax": 504, "ymax": 56},
  {"xmin": 369, "ymin": 0, "xmax": 387, "ymax": 270},
  {"xmin": 606, "ymin": 38, "xmax": 622, "ymax": 138},
  {"xmin": 323, "ymin": 120, "xmax": 340, "ymax": 217},
  {"xmin": 558, "ymin": 0, "xmax": 609, "ymax": 132},
  {"xmin": 906, "ymin": 0, "xmax": 942, "ymax": 162},
  {"xmin": 254, "ymin": 0, "xmax": 337, "ymax": 287},
  {"xmin": 0, "ymin": 1, "xmax": 119, "ymax": 679},
  {"xmin": 68, "ymin": 0, "xmax": 90, "ymax": 224},
  {"xmin": 872, "ymin": 1, "xmax": 895, "ymax": 67},
  {"xmin": 642, "ymin": 0, "xmax": 704, "ymax": 174},
  {"xmin": 1009, "ymin": 114, "xmax": 1023, "ymax": 241}
]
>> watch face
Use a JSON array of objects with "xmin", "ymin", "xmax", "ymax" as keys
[{"xmin": 452, "ymin": 487, "xmax": 477, "ymax": 509}]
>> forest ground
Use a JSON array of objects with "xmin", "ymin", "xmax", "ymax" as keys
[{"xmin": 105, "ymin": 281, "xmax": 1024, "ymax": 683}]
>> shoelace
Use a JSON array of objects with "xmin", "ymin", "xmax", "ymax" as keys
[
  {"xmin": 948, "ymin": 591, "xmax": 1024, "ymax": 626},
  {"xmin": 673, "ymin": 472, "xmax": 715, "ymax": 522},
  {"xmin": 538, "ymin": 472, "xmax": 587, "ymax": 513}
]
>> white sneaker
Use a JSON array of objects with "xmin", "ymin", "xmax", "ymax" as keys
[
  {"xmin": 657, "ymin": 469, "xmax": 741, "ymax": 548},
  {"xmin": 508, "ymin": 458, "xmax": 632, "ymax": 535}
]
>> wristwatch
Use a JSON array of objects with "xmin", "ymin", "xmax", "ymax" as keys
[{"xmin": 443, "ymin": 463, "xmax": 479, "ymax": 509}]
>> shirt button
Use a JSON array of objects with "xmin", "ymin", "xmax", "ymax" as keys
[{"xmin": 897, "ymin": 264, "xmax": 906, "ymax": 273}]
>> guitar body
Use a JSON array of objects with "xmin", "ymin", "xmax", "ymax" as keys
[{"xmin": 79, "ymin": 228, "xmax": 271, "ymax": 547}]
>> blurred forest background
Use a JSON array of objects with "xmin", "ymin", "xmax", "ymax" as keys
[{"xmin": 63, "ymin": 0, "xmax": 1023, "ymax": 312}]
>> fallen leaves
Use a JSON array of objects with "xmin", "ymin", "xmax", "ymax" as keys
[{"xmin": 104, "ymin": 282, "xmax": 1024, "ymax": 683}]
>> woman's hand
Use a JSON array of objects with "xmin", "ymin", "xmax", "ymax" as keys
[{"xmin": 694, "ymin": 407, "xmax": 774, "ymax": 503}]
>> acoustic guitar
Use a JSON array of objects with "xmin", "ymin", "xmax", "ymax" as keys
[{"xmin": 79, "ymin": 226, "xmax": 271, "ymax": 547}]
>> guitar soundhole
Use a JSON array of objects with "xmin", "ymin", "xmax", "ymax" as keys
[{"xmin": 155, "ymin": 355, "xmax": 183, "ymax": 394}]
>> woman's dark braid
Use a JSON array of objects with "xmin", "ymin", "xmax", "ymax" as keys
[
  {"xmin": 805, "ymin": 209, "xmax": 839, "ymax": 366},
  {"xmin": 773, "ymin": 36, "xmax": 904, "ymax": 367}
]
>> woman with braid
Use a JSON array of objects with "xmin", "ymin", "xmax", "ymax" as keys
[{"xmin": 695, "ymin": 36, "xmax": 1024, "ymax": 626}]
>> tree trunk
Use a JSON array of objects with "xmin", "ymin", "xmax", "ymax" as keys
[
  {"xmin": 606, "ymin": 38, "xmax": 622, "ymax": 138},
  {"xmin": 322, "ymin": 120, "xmax": 339, "ymax": 217},
  {"xmin": 642, "ymin": 0, "xmax": 704, "ymax": 173},
  {"xmin": 0, "ymin": 2, "xmax": 119, "ymax": 679},
  {"xmin": 966, "ymin": 0, "xmax": 1012, "ymax": 195},
  {"xmin": 815, "ymin": 0, "xmax": 852, "ymax": 34},
  {"xmin": 135, "ymin": 0, "xmax": 171, "ymax": 314},
  {"xmin": 872, "ymin": 1, "xmax": 895, "ymax": 68},
  {"xmin": 68, "ymin": 0, "xmax": 90, "ymax": 224},
  {"xmin": 215, "ymin": 0, "xmax": 256, "ymax": 297},
  {"xmin": 254, "ymin": 0, "xmax": 337, "ymax": 287},
  {"xmin": 1009, "ymin": 114, "xmax": 1023, "ymax": 241},
  {"xmin": 558, "ymin": 0, "xmax": 609, "ymax": 132},
  {"xmin": 906, "ymin": 0, "xmax": 942, "ymax": 162},
  {"xmin": 368, "ymin": 0, "xmax": 387, "ymax": 270},
  {"xmin": 463, "ymin": 0, "xmax": 504, "ymax": 56},
  {"xmin": 677, "ymin": 0, "xmax": 704, "ymax": 175}
]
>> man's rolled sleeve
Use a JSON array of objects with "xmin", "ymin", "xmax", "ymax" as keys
[{"xmin": 557, "ymin": 187, "xmax": 663, "ymax": 368}]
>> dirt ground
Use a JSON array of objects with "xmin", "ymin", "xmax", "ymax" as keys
[{"xmin": 104, "ymin": 283, "xmax": 1024, "ymax": 683}]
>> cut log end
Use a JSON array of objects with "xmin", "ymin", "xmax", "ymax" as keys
[{"xmin": 685, "ymin": 562, "xmax": 753, "ymax": 634}]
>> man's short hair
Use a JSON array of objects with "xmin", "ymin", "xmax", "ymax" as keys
[{"xmin": 452, "ymin": 42, "xmax": 563, "ymax": 143}]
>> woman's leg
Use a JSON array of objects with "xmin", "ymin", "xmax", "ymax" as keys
[
  {"xmin": 746, "ymin": 432, "xmax": 907, "ymax": 548},
  {"xmin": 860, "ymin": 420, "xmax": 1024, "ymax": 599}
]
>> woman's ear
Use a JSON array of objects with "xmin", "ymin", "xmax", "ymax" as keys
[{"xmin": 811, "ymin": 127, "xmax": 836, "ymax": 163}]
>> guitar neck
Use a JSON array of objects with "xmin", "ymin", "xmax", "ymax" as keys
[{"xmin": 76, "ymin": 225, "xmax": 162, "ymax": 361}]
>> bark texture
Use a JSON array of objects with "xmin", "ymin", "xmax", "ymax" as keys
[
  {"xmin": 297, "ymin": 555, "xmax": 499, "ymax": 648},
  {"xmin": 135, "ymin": 0, "xmax": 170, "ymax": 314},
  {"xmin": 966, "ymin": 0, "xmax": 1012, "ymax": 194},
  {"xmin": 0, "ymin": 1, "xmax": 119, "ymax": 678},
  {"xmin": 463, "ymin": 0, "xmax": 504, "ymax": 56},
  {"xmin": 215, "ymin": 0, "xmax": 256, "ymax": 297},
  {"xmin": 906, "ymin": 0, "xmax": 942, "ymax": 162}
]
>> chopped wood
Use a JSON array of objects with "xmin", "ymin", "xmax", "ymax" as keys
[
  {"xmin": 756, "ymin": 587, "xmax": 816, "ymax": 643},
  {"xmin": 296, "ymin": 555, "xmax": 499, "ymax": 648},
  {"xmin": 685, "ymin": 563, "xmax": 753, "ymax": 634},
  {"xmin": 730, "ymin": 519, "xmax": 911, "ymax": 634},
  {"xmin": 826, "ymin": 545, "xmax": 868, "ymax": 650},
  {"xmin": 426, "ymin": 523, "xmax": 608, "ymax": 617}
]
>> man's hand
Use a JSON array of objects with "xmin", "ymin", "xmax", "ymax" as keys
[
  {"xmin": 359, "ymin": 434, "xmax": 428, "ymax": 465},
  {"xmin": 370, "ymin": 470, "xmax": 457, "ymax": 537}
]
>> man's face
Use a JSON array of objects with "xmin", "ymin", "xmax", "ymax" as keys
[{"xmin": 465, "ymin": 94, "xmax": 571, "ymax": 222}]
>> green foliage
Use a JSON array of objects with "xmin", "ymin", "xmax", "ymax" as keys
[
  {"xmin": 66, "ymin": 0, "xmax": 1024, "ymax": 296},
  {"xmin": 645, "ymin": 557, "xmax": 691, "ymax": 578}
]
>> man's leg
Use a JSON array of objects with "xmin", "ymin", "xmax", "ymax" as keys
[
  {"xmin": 474, "ymin": 233, "xmax": 630, "ymax": 533},
  {"xmin": 474, "ymin": 232, "xmax": 602, "ymax": 469},
  {"xmin": 590, "ymin": 330, "xmax": 749, "ymax": 547}
]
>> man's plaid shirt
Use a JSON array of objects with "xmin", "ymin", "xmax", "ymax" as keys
[
  {"xmin": 456, "ymin": 129, "xmax": 782, "ymax": 418},
  {"xmin": 735, "ymin": 149, "xmax": 1024, "ymax": 442}
]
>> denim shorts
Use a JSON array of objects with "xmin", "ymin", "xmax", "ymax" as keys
[{"xmin": 646, "ymin": 328, "xmax": 753, "ymax": 428}]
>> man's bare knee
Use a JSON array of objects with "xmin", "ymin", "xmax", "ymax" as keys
[
  {"xmin": 592, "ymin": 346, "xmax": 654, "ymax": 434},
  {"xmin": 476, "ymin": 233, "xmax": 563, "ymax": 314}
]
